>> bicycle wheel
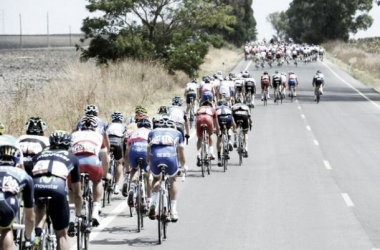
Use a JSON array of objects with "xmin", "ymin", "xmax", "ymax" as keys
[
  {"xmin": 158, "ymin": 190, "xmax": 164, "ymax": 244},
  {"xmin": 200, "ymin": 132, "xmax": 206, "ymax": 177},
  {"xmin": 223, "ymin": 136, "xmax": 228, "ymax": 172},
  {"xmin": 316, "ymin": 88, "xmax": 321, "ymax": 104},
  {"xmin": 239, "ymin": 134, "xmax": 243, "ymax": 166},
  {"xmin": 77, "ymin": 217, "xmax": 84, "ymax": 250},
  {"xmin": 163, "ymin": 180, "xmax": 170, "ymax": 239},
  {"xmin": 102, "ymin": 181, "xmax": 107, "ymax": 208}
]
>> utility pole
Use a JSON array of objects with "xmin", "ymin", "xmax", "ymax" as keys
[
  {"xmin": 69, "ymin": 25, "xmax": 72, "ymax": 46},
  {"xmin": 47, "ymin": 12, "xmax": 50, "ymax": 48},
  {"xmin": 19, "ymin": 14, "xmax": 22, "ymax": 49}
]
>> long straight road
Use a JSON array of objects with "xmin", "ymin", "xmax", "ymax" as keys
[{"xmin": 69, "ymin": 58, "xmax": 380, "ymax": 250}]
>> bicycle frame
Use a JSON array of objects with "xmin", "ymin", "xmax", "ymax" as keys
[{"xmin": 157, "ymin": 164, "xmax": 171, "ymax": 244}]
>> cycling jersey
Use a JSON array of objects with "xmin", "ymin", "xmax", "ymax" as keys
[
  {"xmin": 216, "ymin": 106, "xmax": 233, "ymax": 130},
  {"xmin": 244, "ymin": 78, "xmax": 256, "ymax": 94},
  {"xmin": 152, "ymin": 114, "xmax": 167, "ymax": 129},
  {"xmin": 169, "ymin": 106, "xmax": 187, "ymax": 139},
  {"xmin": 107, "ymin": 122, "xmax": 125, "ymax": 161},
  {"xmin": 261, "ymin": 75, "xmax": 270, "ymax": 89},
  {"xmin": 202, "ymin": 84, "xmax": 213, "ymax": 93},
  {"xmin": 18, "ymin": 134, "xmax": 49, "ymax": 175},
  {"xmin": 0, "ymin": 166, "xmax": 34, "ymax": 229},
  {"xmin": 313, "ymin": 73, "xmax": 325, "ymax": 86},
  {"xmin": 196, "ymin": 106, "xmax": 217, "ymax": 138},
  {"xmin": 106, "ymin": 122, "xmax": 125, "ymax": 137},
  {"xmin": 76, "ymin": 116, "xmax": 107, "ymax": 135},
  {"xmin": 272, "ymin": 74, "xmax": 281, "ymax": 88},
  {"xmin": 232, "ymin": 104, "xmax": 251, "ymax": 132},
  {"xmin": 148, "ymin": 128, "xmax": 183, "ymax": 177},
  {"xmin": 128, "ymin": 128, "xmax": 150, "ymax": 171},
  {"xmin": 33, "ymin": 149, "xmax": 80, "ymax": 231},
  {"xmin": 288, "ymin": 74, "xmax": 298, "ymax": 86},
  {"xmin": 281, "ymin": 75, "xmax": 287, "ymax": 87}
]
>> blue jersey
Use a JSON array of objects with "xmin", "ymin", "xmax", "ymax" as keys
[
  {"xmin": 148, "ymin": 128, "xmax": 183, "ymax": 148},
  {"xmin": 76, "ymin": 116, "xmax": 107, "ymax": 135},
  {"xmin": 0, "ymin": 166, "xmax": 34, "ymax": 208}
]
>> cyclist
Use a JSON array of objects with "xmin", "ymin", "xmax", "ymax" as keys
[
  {"xmin": 18, "ymin": 117, "xmax": 49, "ymax": 176},
  {"xmin": 280, "ymin": 72, "xmax": 287, "ymax": 98},
  {"xmin": 232, "ymin": 98, "xmax": 252, "ymax": 158},
  {"xmin": 126, "ymin": 118, "xmax": 152, "ymax": 209},
  {"xmin": 218, "ymin": 78, "xmax": 232, "ymax": 103},
  {"xmin": 199, "ymin": 77, "xmax": 215, "ymax": 105},
  {"xmin": 147, "ymin": 116, "xmax": 186, "ymax": 222},
  {"xmin": 196, "ymin": 98, "xmax": 220, "ymax": 164},
  {"xmin": 71, "ymin": 116, "xmax": 109, "ymax": 227},
  {"xmin": 77, "ymin": 104, "xmax": 110, "ymax": 152},
  {"xmin": 261, "ymin": 71, "xmax": 271, "ymax": 101},
  {"xmin": 106, "ymin": 112, "xmax": 126, "ymax": 195},
  {"xmin": 288, "ymin": 71, "xmax": 299, "ymax": 97},
  {"xmin": 184, "ymin": 80, "xmax": 198, "ymax": 116},
  {"xmin": 234, "ymin": 78, "xmax": 244, "ymax": 101},
  {"xmin": 169, "ymin": 96, "xmax": 190, "ymax": 142},
  {"xmin": 312, "ymin": 70, "xmax": 325, "ymax": 101},
  {"xmin": 272, "ymin": 71, "xmax": 282, "ymax": 102},
  {"xmin": 244, "ymin": 77, "xmax": 256, "ymax": 107},
  {"xmin": 216, "ymin": 99, "xmax": 236, "ymax": 166},
  {"xmin": 134, "ymin": 105, "xmax": 149, "ymax": 122},
  {"xmin": 0, "ymin": 122, "xmax": 4, "ymax": 135},
  {"xmin": 0, "ymin": 136, "xmax": 34, "ymax": 250},
  {"xmin": 32, "ymin": 131, "xmax": 82, "ymax": 250}
]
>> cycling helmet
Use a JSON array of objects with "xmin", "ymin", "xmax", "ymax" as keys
[
  {"xmin": 263, "ymin": 71, "xmax": 268, "ymax": 75},
  {"xmin": 191, "ymin": 78, "xmax": 198, "ymax": 83},
  {"xmin": 80, "ymin": 116, "xmax": 98, "ymax": 131},
  {"xmin": 217, "ymin": 71, "xmax": 222, "ymax": 75},
  {"xmin": 0, "ymin": 145, "xmax": 21, "ymax": 167},
  {"xmin": 158, "ymin": 106, "xmax": 169, "ymax": 115},
  {"xmin": 135, "ymin": 105, "xmax": 147, "ymax": 114},
  {"xmin": 0, "ymin": 122, "xmax": 4, "ymax": 135},
  {"xmin": 49, "ymin": 130, "xmax": 72, "ymax": 150},
  {"xmin": 136, "ymin": 118, "xmax": 152, "ymax": 129},
  {"xmin": 111, "ymin": 112, "xmax": 124, "ymax": 123},
  {"xmin": 218, "ymin": 99, "xmax": 228, "ymax": 106},
  {"xmin": 172, "ymin": 96, "xmax": 183, "ymax": 106},
  {"xmin": 275, "ymin": 70, "xmax": 279, "ymax": 74},
  {"xmin": 204, "ymin": 77, "xmax": 210, "ymax": 83},
  {"xmin": 157, "ymin": 116, "xmax": 176, "ymax": 129},
  {"xmin": 244, "ymin": 70, "xmax": 249, "ymax": 74},
  {"xmin": 281, "ymin": 72, "xmax": 286, "ymax": 75},
  {"xmin": 316, "ymin": 70, "xmax": 322, "ymax": 74},
  {"xmin": 24, "ymin": 117, "xmax": 47, "ymax": 135},
  {"xmin": 84, "ymin": 104, "xmax": 99, "ymax": 116},
  {"xmin": 289, "ymin": 71, "xmax": 294, "ymax": 74}
]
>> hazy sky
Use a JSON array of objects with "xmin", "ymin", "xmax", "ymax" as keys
[{"xmin": 1, "ymin": 0, "xmax": 379, "ymax": 39}]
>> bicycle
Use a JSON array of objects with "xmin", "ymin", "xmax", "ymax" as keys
[
  {"xmin": 134, "ymin": 158, "xmax": 148, "ymax": 233},
  {"xmin": 263, "ymin": 85, "xmax": 269, "ymax": 106},
  {"xmin": 102, "ymin": 151, "xmax": 116, "ymax": 208},
  {"xmin": 34, "ymin": 197, "xmax": 57, "ymax": 250},
  {"xmin": 274, "ymin": 86, "xmax": 283, "ymax": 105},
  {"xmin": 220, "ymin": 122, "xmax": 230, "ymax": 172},
  {"xmin": 76, "ymin": 173, "xmax": 93, "ymax": 250},
  {"xmin": 289, "ymin": 85, "xmax": 296, "ymax": 103},
  {"xmin": 13, "ymin": 204, "xmax": 25, "ymax": 250},
  {"xmin": 200, "ymin": 124, "xmax": 211, "ymax": 177},
  {"xmin": 236, "ymin": 120, "xmax": 245, "ymax": 166},
  {"xmin": 157, "ymin": 164, "xmax": 171, "ymax": 244},
  {"xmin": 189, "ymin": 97, "xmax": 195, "ymax": 129},
  {"xmin": 315, "ymin": 85, "xmax": 322, "ymax": 104}
]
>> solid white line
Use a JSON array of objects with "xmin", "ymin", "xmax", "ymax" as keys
[
  {"xmin": 306, "ymin": 126, "xmax": 311, "ymax": 131},
  {"xmin": 244, "ymin": 60, "xmax": 253, "ymax": 71},
  {"xmin": 323, "ymin": 160, "xmax": 332, "ymax": 170},
  {"xmin": 322, "ymin": 61, "xmax": 380, "ymax": 110},
  {"xmin": 301, "ymin": 114, "xmax": 306, "ymax": 119},
  {"xmin": 70, "ymin": 201, "xmax": 129, "ymax": 250},
  {"xmin": 295, "ymin": 99, "xmax": 299, "ymax": 103},
  {"xmin": 341, "ymin": 193, "xmax": 355, "ymax": 207},
  {"xmin": 313, "ymin": 140, "xmax": 319, "ymax": 146}
]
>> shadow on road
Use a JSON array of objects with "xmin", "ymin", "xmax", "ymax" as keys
[{"xmin": 91, "ymin": 235, "xmax": 157, "ymax": 247}]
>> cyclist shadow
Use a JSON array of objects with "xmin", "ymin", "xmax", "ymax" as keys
[{"xmin": 91, "ymin": 235, "xmax": 157, "ymax": 246}]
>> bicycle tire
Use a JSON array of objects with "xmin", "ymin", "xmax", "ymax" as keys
[
  {"xmin": 77, "ymin": 217, "xmax": 84, "ymax": 250},
  {"xmin": 223, "ymin": 137, "xmax": 228, "ymax": 172},
  {"xmin": 137, "ymin": 178, "xmax": 141, "ymax": 232},
  {"xmin": 163, "ymin": 180, "xmax": 170, "ymax": 239},
  {"xmin": 201, "ymin": 129, "xmax": 206, "ymax": 177},
  {"xmin": 102, "ymin": 181, "xmax": 107, "ymax": 208},
  {"xmin": 158, "ymin": 190, "xmax": 163, "ymax": 244}
]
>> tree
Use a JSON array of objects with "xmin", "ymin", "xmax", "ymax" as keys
[
  {"xmin": 285, "ymin": 0, "xmax": 375, "ymax": 44},
  {"xmin": 266, "ymin": 12, "xmax": 287, "ymax": 40},
  {"xmin": 78, "ymin": 0, "xmax": 236, "ymax": 77}
]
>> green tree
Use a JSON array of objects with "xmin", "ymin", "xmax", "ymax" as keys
[
  {"xmin": 78, "ymin": 0, "xmax": 236, "ymax": 77},
  {"xmin": 266, "ymin": 11, "xmax": 287, "ymax": 40},
  {"xmin": 285, "ymin": 0, "xmax": 375, "ymax": 44}
]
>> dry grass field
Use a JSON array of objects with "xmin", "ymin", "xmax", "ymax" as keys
[
  {"xmin": 324, "ymin": 40, "xmax": 380, "ymax": 92},
  {"xmin": 0, "ymin": 44, "xmax": 242, "ymax": 135}
]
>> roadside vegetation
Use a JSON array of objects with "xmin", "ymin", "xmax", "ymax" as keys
[{"xmin": 323, "ymin": 39, "xmax": 380, "ymax": 92}]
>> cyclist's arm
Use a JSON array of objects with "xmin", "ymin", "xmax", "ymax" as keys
[
  {"xmin": 103, "ymin": 131, "xmax": 110, "ymax": 153},
  {"xmin": 146, "ymin": 145, "xmax": 151, "ymax": 165},
  {"xmin": 100, "ymin": 151, "xmax": 109, "ymax": 178},
  {"xmin": 71, "ymin": 182, "xmax": 82, "ymax": 216},
  {"xmin": 177, "ymin": 144, "xmax": 186, "ymax": 167}
]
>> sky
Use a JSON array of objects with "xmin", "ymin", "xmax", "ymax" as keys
[{"xmin": 0, "ymin": 0, "xmax": 379, "ymax": 39}]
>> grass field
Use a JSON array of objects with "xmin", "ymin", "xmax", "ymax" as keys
[{"xmin": 0, "ymin": 34, "xmax": 89, "ymax": 50}]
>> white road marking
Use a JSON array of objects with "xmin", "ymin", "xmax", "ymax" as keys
[
  {"xmin": 70, "ymin": 201, "xmax": 130, "ymax": 250},
  {"xmin": 313, "ymin": 140, "xmax": 319, "ymax": 146},
  {"xmin": 306, "ymin": 126, "xmax": 311, "ymax": 131},
  {"xmin": 323, "ymin": 160, "xmax": 332, "ymax": 170},
  {"xmin": 301, "ymin": 114, "xmax": 306, "ymax": 119},
  {"xmin": 322, "ymin": 61, "xmax": 380, "ymax": 110},
  {"xmin": 298, "ymin": 106, "xmax": 301, "ymax": 110},
  {"xmin": 189, "ymin": 130, "xmax": 196, "ymax": 141},
  {"xmin": 244, "ymin": 60, "xmax": 253, "ymax": 71},
  {"xmin": 341, "ymin": 193, "xmax": 355, "ymax": 207},
  {"xmin": 295, "ymin": 99, "xmax": 299, "ymax": 103}
]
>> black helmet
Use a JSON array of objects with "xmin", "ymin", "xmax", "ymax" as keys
[
  {"xmin": 264, "ymin": 71, "xmax": 268, "ymax": 75},
  {"xmin": 24, "ymin": 117, "xmax": 47, "ymax": 136},
  {"xmin": 49, "ymin": 130, "xmax": 72, "ymax": 150},
  {"xmin": 158, "ymin": 106, "xmax": 169, "ymax": 115},
  {"xmin": 84, "ymin": 104, "xmax": 99, "ymax": 117},
  {"xmin": 158, "ymin": 116, "xmax": 176, "ymax": 129},
  {"xmin": 218, "ymin": 99, "xmax": 228, "ymax": 106},
  {"xmin": 111, "ymin": 112, "xmax": 124, "ymax": 123},
  {"xmin": 0, "ymin": 145, "xmax": 22, "ymax": 167},
  {"xmin": 136, "ymin": 118, "xmax": 152, "ymax": 129},
  {"xmin": 172, "ymin": 96, "xmax": 183, "ymax": 106},
  {"xmin": 80, "ymin": 116, "xmax": 98, "ymax": 131},
  {"xmin": 316, "ymin": 70, "xmax": 322, "ymax": 74}
]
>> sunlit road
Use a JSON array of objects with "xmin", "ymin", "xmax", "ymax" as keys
[{"xmin": 67, "ymin": 57, "xmax": 380, "ymax": 250}]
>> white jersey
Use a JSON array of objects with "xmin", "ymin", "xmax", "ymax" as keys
[
  {"xmin": 219, "ymin": 81, "xmax": 231, "ymax": 98},
  {"xmin": 185, "ymin": 82, "xmax": 198, "ymax": 92},
  {"xmin": 106, "ymin": 122, "xmax": 125, "ymax": 137},
  {"xmin": 202, "ymin": 83, "xmax": 213, "ymax": 93},
  {"xmin": 244, "ymin": 78, "xmax": 256, "ymax": 86},
  {"xmin": 212, "ymin": 80, "xmax": 221, "ymax": 89}
]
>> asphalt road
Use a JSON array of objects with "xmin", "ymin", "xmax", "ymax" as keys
[{"xmin": 67, "ymin": 58, "xmax": 380, "ymax": 250}]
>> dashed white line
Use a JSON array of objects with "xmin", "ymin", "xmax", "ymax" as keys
[
  {"xmin": 306, "ymin": 126, "xmax": 311, "ymax": 131},
  {"xmin": 313, "ymin": 140, "xmax": 319, "ymax": 146},
  {"xmin": 244, "ymin": 60, "xmax": 252, "ymax": 71},
  {"xmin": 323, "ymin": 160, "xmax": 332, "ymax": 170},
  {"xmin": 298, "ymin": 106, "xmax": 301, "ymax": 110},
  {"xmin": 301, "ymin": 114, "xmax": 306, "ymax": 119},
  {"xmin": 295, "ymin": 99, "xmax": 299, "ymax": 103},
  {"xmin": 322, "ymin": 61, "xmax": 380, "ymax": 110},
  {"xmin": 341, "ymin": 193, "xmax": 355, "ymax": 207}
]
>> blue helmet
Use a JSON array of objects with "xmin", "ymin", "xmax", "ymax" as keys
[
  {"xmin": 172, "ymin": 96, "xmax": 183, "ymax": 106},
  {"xmin": 137, "ymin": 118, "xmax": 151, "ymax": 129}
]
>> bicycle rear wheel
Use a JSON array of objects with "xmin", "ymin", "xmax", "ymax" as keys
[
  {"xmin": 158, "ymin": 190, "xmax": 164, "ymax": 244},
  {"xmin": 316, "ymin": 88, "xmax": 320, "ymax": 104},
  {"xmin": 137, "ymin": 179, "xmax": 141, "ymax": 232}
]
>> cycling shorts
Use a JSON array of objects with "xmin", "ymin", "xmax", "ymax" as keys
[
  {"xmin": 196, "ymin": 114, "xmax": 214, "ymax": 138},
  {"xmin": 186, "ymin": 92, "xmax": 197, "ymax": 104},
  {"xmin": 149, "ymin": 146, "xmax": 179, "ymax": 177},
  {"xmin": 245, "ymin": 85, "xmax": 255, "ymax": 94},
  {"xmin": 77, "ymin": 155, "xmax": 103, "ymax": 183},
  {"xmin": 128, "ymin": 142, "xmax": 148, "ymax": 171},
  {"xmin": 230, "ymin": 88, "xmax": 235, "ymax": 97},
  {"xmin": 109, "ymin": 135, "xmax": 123, "ymax": 161},
  {"xmin": 202, "ymin": 91, "xmax": 213, "ymax": 102},
  {"xmin": 235, "ymin": 86, "xmax": 242, "ymax": 93},
  {"xmin": 219, "ymin": 86, "xmax": 230, "ymax": 99},
  {"xmin": 34, "ymin": 175, "xmax": 69, "ymax": 231},
  {"xmin": 272, "ymin": 80, "xmax": 281, "ymax": 88},
  {"xmin": 288, "ymin": 80, "xmax": 297, "ymax": 86},
  {"xmin": 261, "ymin": 82, "xmax": 270, "ymax": 89},
  {"xmin": 0, "ymin": 192, "xmax": 18, "ymax": 229},
  {"xmin": 292, "ymin": 54, "xmax": 297, "ymax": 59},
  {"xmin": 233, "ymin": 114, "xmax": 249, "ymax": 132},
  {"xmin": 218, "ymin": 115, "xmax": 233, "ymax": 131}
]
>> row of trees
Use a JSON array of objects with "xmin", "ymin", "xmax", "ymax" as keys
[
  {"xmin": 267, "ymin": 0, "xmax": 380, "ymax": 44},
  {"xmin": 77, "ymin": 0, "xmax": 257, "ymax": 77}
]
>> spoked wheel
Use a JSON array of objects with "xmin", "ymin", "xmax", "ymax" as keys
[
  {"xmin": 77, "ymin": 218, "xmax": 84, "ymax": 250},
  {"xmin": 158, "ymin": 191, "xmax": 165, "ymax": 244},
  {"xmin": 137, "ymin": 180, "xmax": 142, "ymax": 232}
]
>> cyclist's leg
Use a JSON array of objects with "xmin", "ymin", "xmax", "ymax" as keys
[
  {"xmin": 0, "ymin": 195, "xmax": 18, "ymax": 248},
  {"xmin": 1, "ymin": 229, "xmax": 13, "ymax": 249},
  {"xmin": 55, "ymin": 229, "xmax": 69, "ymax": 250}
]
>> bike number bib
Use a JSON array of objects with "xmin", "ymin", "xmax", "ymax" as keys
[{"xmin": 2, "ymin": 176, "xmax": 20, "ymax": 194}]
